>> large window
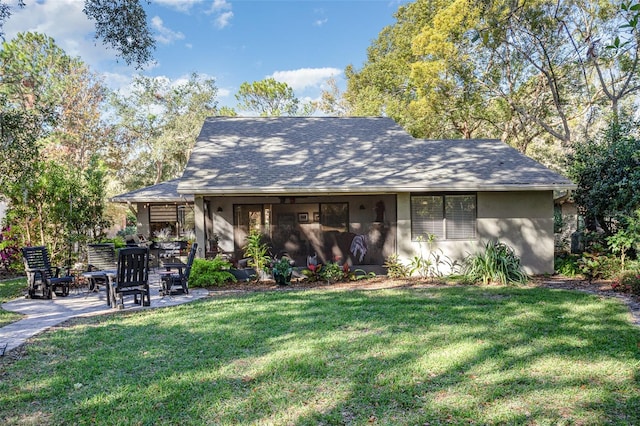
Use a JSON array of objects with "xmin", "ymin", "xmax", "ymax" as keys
[
  {"xmin": 320, "ymin": 203, "xmax": 349, "ymax": 232},
  {"xmin": 411, "ymin": 194, "xmax": 476, "ymax": 240}
]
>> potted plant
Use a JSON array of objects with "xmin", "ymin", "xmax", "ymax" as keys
[
  {"xmin": 243, "ymin": 230, "xmax": 270, "ymax": 282},
  {"xmin": 271, "ymin": 257, "xmax": 293, "ymax": 285}
]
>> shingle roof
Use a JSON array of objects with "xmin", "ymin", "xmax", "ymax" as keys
[
  {"xmin": 111, "ymin": 179, "xmax": 194, "ymax": 203},
  {"xmin": 178, "ymin": 116, "xmax": 575, "ymax": 195}
]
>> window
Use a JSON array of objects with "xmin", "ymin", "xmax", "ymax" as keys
[
  {"xmin": 149, "ymin": 205, "xmax": 177, "ymax": 237},
  {"xmin": 411, "ymin": 194, "xmax": 476, "ymax": 240},
  {"xmin": 320, "ymin": 203, "xmax": 349, "ymax": 232}
]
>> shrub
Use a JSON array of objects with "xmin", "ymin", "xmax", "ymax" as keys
[
  {"xmin": 577, "ymin": 253, "xmax": 620, "ymax": 282},
  {"xmin": 383, "ymin": 254, "xmax": 410, "ymax": 278},
  {"xmin": 190, "ymin": 257, "xmax": 237, "ymax": 287},
  {"xmin": 0, "ymin": 226, "xmax": 21, "ymax": 272},
  {"xmin": 613, "ymin": 270, "xmax": 640, "ymax": 295},
  {"xmin": 319, "ymin": 262, "xmax": 345, "ymax": 284},
  {"xmin": 462, "ymin": 240, "xmax": 528, "ymax": 285},
  {"xmin": 243, "ymin": 230, "xmax": 270, "ymax": 281},
  {"xmin": 554, "ymin": 253, "xmax": 580, "ymax": 277}
]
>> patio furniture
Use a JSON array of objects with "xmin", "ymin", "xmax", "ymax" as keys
[
  {"xmin": 157, "ymin": 240, "xmax": 187, "ymax": 263},
  {"xmin": 85, "ymin": 243, "xmax": 117, "ymax": 292},
  {"xmin": 160, "ymin": 243, "xmax": 197, "ymax": 295},
  {"xmin": 109, "ymin": 247, "xmax": 150, "ymax": 309},
  {"xmin": 21, "ymin": 246, "xmax": 73, "ymax": 299}
]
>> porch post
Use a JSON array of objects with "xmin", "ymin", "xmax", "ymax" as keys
[
  {"xmin": 194, "ymin": 196, "xmax": 205, "ymax": 258},
  {"xmin": 396, "ymin": 193, "xmax": 413, "ymax": 262}
]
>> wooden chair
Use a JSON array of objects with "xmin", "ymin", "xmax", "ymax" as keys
[
  {"xmin": 21, "ymin": 246, "xmax": 72, "ymax": 299},
  {"xmin": 160, "ymin": 243, "xmax": 197, "ymax": 295},
  {"xmin": 86, "ymin": 243, "xmax": 117, "ymax": 291},
  {"xmin": 109, "ymin": 247, "xmax": 150, "ymax": 309}
]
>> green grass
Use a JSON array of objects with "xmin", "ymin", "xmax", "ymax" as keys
[
  {"xmin": 1, "ymin": 286, "xmax": 639, "ymax": 425},
  {"xmin": 0, "ymin": 277, "xmax": 26, "ymax": 327}
]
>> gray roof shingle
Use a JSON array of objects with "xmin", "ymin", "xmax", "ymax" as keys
[
  {"xmin": 178, "ymin": 116, "xmax": 575, "ymax": 195},
  {"xmin": 111, "ymin": 179, "xmax": 194, "ymax": 203}
]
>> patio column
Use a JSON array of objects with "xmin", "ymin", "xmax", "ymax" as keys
[
  {"xmin": 396, "ymin": 193, "xmax": 412, "ymax": 262},
  {"xmin": 194, "ymin": 196, "xmax": 205, "ymax": 258}
]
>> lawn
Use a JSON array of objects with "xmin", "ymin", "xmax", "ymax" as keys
[
  {"xmin": 0, "ymin": 278, "xmax": 26, "ymax": 327},
  {"xmin": 1, "ymin": 285, "xmax": 639, "ymax": 425}
]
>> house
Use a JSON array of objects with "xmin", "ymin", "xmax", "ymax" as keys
[
  {"xmin": 172, "ymin": 116, "xmax": 576, "ymax": 275},
  {"xmin": 110, "ymin": 178, "xmax": 195, "ymax": 241}
]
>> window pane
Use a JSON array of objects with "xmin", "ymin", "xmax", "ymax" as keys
[
  {"xmin": 321, "ymin": 203, "xmax": 349, "ymax": 232},
  {"xmin": 150, "ymin": 205, "xmax": 177, "ymax": 222},
  {"xmin": 411, "ymin": 195, "xmax": 444, "ymax": 240},
  {"xmin": 445, "ymin": 195, "xmax": 476, "ymax": 239}
]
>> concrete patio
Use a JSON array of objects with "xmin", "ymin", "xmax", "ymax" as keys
[{"xmin": 0, "ymin": 273, "xmax": 209, "ymax": 355}]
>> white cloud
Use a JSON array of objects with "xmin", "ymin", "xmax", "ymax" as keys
[
  {"xmin": 313, "ymin": 8, "xmax": 327, "ymax": 27},
  {"xmin": 102, "ymin": 72, "xmax": 134, "ymax": 93},
  {"xmin": 269, "ymin": 68, "xmax": 342, "ymax": 91},
  {"xmin": 154, "ymin": 0, "xmax": 203, "ymax": 12},
  {"xmin": 214, "ymin": 11, "xmax": 234, "ymax": 29},
  {"xmin": 313, "ymin": 18, "xmax": 328, "ymax": 27},
  {"xmin": 151, "ymin": 16, "xmax": 185, "ymax": 44},
  {"xmin": 206, "ymin": 0, "xmax": 233, "ymax": 29},
  {"xmin": 2, "ymin": 0, "xmax": 119, "ymax": 67},
  {"xmin": 211, "ymin": 0, "xmax": 232, "ymax": 11}
]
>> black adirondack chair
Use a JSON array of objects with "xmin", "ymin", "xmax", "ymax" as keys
[
  {"xmin": 86, "ymin": 243, "xmax": 117, "ymax": 291},
  {"xmin": 21, "ymin": 246, "xmax": 73, "ymax": 299},
  {"xmin": 109, "ymin": 247, "xmax": 150, "ymax": 309},
  {"xmin": 160, "ymin": 243, "xmax": 198, "ymax": 295}
]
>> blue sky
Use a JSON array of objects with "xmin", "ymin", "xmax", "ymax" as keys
[{"xmin": 3, "ymin": 0, "xmax": 408, "ymax": 113}]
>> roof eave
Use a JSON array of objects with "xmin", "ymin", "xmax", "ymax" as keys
[
  {"xmin": 178, "ymin": 183, "xmax": 577, "ymax": 196},
  {"xmin": 109, "ymin": 196, "xmax": 194, "ymax": 204}
]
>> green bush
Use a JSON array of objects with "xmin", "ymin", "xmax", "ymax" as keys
[
  {"xmin": 578, "ymin": 253, "xmax": 620, "ymax": 282},
  {"xmin": 383, "ymin": 254, "xmax": 410, "ymax": 278},
  {"xmin": 243, "ymin": 230, "xmax": 270, "ymax": 281},
  {"xmin": 318, "ymin": 262, "xmax": 344, "ymax": 284},
  {"xmin": 554, "ymin": 253, "xmax": 580, "ymax": 277},
  {"xmin": 613, "ymin": 270, "xmax": 640, "ymax": 295},
  {"xmin": 462, "ymin": 240, "xmax": 528, "ymax": 285},
  {"xmin": 190, "ymin": 257, "xmax": 237, "ymax": 287},
  {"xmin": 101, "ymin": 236, "xmax": 126, "ymax": 249}
]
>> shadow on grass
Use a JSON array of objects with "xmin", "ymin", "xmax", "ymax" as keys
[{"xmin": 1, "ymin": 286, "xmax": 639, "ymax": 425}]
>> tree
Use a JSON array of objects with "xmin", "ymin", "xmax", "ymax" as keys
[
  {"xmin": 567, "ymin": 120, "xmax": 640, "ymax": 235},
  {"xmin": 317, "ymin": 77, "xmax": 350, "ymax": 116},
  {"xmin": 236, "ymin": 78, "xmax": 314, "ymax": 116},
  {"xmin": 110, "ymin": 73, "xmax": 218, "ymax": 186},
  {"xmin": 0, "ymin": 33, "xmax": 112, "ymax": 258},
  {"xmin": 344, "ymin": 0, "xmax": 640, "ymax": 156},
  {"xmin": 0, "ymin": 0, "xmax": 154, "ymax": 68}
]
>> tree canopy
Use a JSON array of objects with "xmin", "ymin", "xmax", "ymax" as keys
[
  {"xmin": 110, "ymin": 73, "xmax": 219, "ymax": 187},
  {"xmin": 568, "ymin": 120, "xmax": 640, "ymax": 234},
  {"xmin": 342, "ymin": 0, "xmax": 640, "ymax": 157},
  {"xmin": 236, "ymin": 78, "xmax": 315, "ymax": 116},
  {"xmin": 0, "ymin": 33, "xmax": 113, "ymax": 259},
  {"xmin": 0, "ymin": 0, "xmax": 155, "ymax": 68}
]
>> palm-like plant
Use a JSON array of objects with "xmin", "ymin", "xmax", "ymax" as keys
[{"xmin": 462, "ymin": 240, "xmax": 528, "ymax": 285}]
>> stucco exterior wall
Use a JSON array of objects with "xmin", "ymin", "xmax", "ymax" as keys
[
  {"xmin": 196, "ymin": 191, "xmax": 554, "ymax": 275},
  {"xmin": 397, "ymin": 191, "xmax": 555, "ymax": 275},
  {"xmin": 477, "ymin": 191, "xmax": 554, "ymax": 275},
  {"xmin": 135, "ymin": 203, "xmax": 150, "ymax": 237}
]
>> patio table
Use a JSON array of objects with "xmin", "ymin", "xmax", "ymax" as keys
[
  {"xmin": 158, "ymin": 262, "xmax": 186, "ymax": 295},
  {"xmin": 81, "ymin": 270, "xmax": 116, "ymax": 305}
]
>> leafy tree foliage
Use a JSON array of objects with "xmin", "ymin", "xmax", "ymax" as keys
[
  {"xmin": 110, "ymin": 73, "xmax": 218, "ymax": 187},
  {"xmin": 236, "ymin": 78, "xmax": 314, "ymax": 116},
  {"xmin": 567, "ymin": 121, "xmax": 640, "ymax": 234},
  {"xmin": 0, "ymin": 33, "xmax": 111, "ymax": 259},
  {"xmin": 0, "ymin": 0, "xmax": 154, "ymax": 68},
  {"xmin": 83, "ymin": 0, "xmax": 155, "ymax": 68},
  {"xmin": 344, "ymin": 0, "xmax": 640, "ymax": 156}
]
